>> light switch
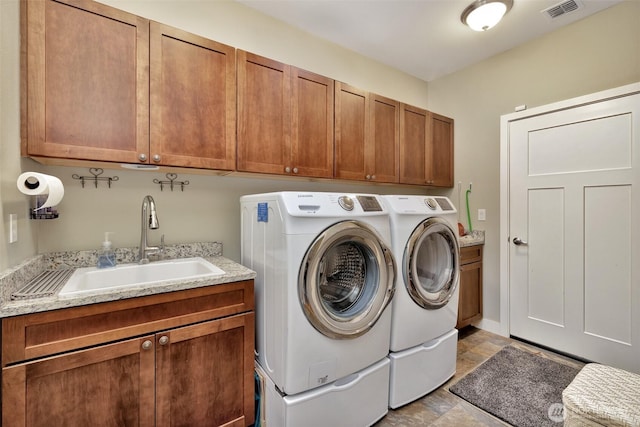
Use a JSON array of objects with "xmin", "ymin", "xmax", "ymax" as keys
[
  {"xmin": 9, "ymin": 214, "xmax": 18, "ymax": 243},
  {"xmin": 477, "ymin": 209, "xmax": 486, "ymax": 221}
]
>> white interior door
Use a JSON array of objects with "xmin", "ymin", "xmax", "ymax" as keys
[{"xmin": 508, "ymin": 92, "xmax": 640, "ymax": 373}]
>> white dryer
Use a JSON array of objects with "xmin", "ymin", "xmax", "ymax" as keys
[
  {"xmin": 241, "ymin": 192, "xmax": 396, "ymax": 426},
  {"xmin": 381, "ymin": 195, "xmax": 460, "ymax": 409}
]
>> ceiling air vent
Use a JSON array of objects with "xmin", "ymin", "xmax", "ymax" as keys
[{"xmin": 542, "ymin": 0, "xmax": 583, "ymax": 19}]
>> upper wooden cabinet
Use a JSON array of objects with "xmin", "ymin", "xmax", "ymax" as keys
[
  {"xmin": 399, "ymin": 104, "xmax": 454, "ymax": 187},
  {"xmin": 291, "ymin": 67, "xmax": 335, "ymax": 178},
  {"xmin": 430, "ymin": 112, "xmax": 455, "ymax": 187},
  {"xmin": 150, "ymin": 22, "xmax": 236, "ymax": 170},
  {"xmin": 21, "ymin": 1, "xmax": 452, "ymax": 184},
  {"xmin": 335, "ymin": 83, "xmax": 399, "ymax": 183},
  {"xmin": 237, "ymin": 50, "xmax": 334, "ymax": 178},
  {"xmin": 22, "ymin": 0, "xmax": 236, "ymax": 171},
  {"xmin": 22, "ymin": 0, "xmax": 149, "ymax": 163},
  {"xmin": 369, "ymin": 94, "xmax": 400, "ymax": 183}
]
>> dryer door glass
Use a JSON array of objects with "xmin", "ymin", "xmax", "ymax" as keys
[
  {"xmin": 404, "ymin": 218, "xmax": 459, "ymax": 309},
  {"xmin": 299, "ymin": 220, "xmax": 396, "ymax": 339}
]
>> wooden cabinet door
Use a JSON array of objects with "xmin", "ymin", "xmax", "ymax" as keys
[
  {"xmin": 335, "ymin": 83, "xmax": 369, "ymax": 181},
  {"xmin": 156, "ymin": 312, "xmax": 255, "ymax": 427},
  {"xmin": 457, "ymin": 245, "xmax": 483, "ymax": 329},
  {"xmin": 457, "ymin": 261, "xmax": 483, "ymax": 328},
  {"xmin": 2, "ymin": 335, "xmax": 155, "ymax": 427},
  {"xmin": 150, "ymin": 22, "xmax": 236, "ymax": 170},
  {"xmin": 429, "ymin": 112, "xmax": 454, "ymax": 187},
  {"xmin": 291, "ymin": 67, "xmax": 334, "ymax": 178},
  {"xmin": 23, "ymin": 0, "xmax": 149, "ymax": 163},
  {"xmin": 400, "ymin": 104, "xmax": 454, "ymax": 187},
  {"xmin": 237, "ymin": 50, "xmax": 291, "ymax": 175},
  {"xmin": 369, "ymin": 94, "xmax": 399, "ymax": 183},
  {"xmin": 399, "ymin": 103, "xmax": 429, "ymax": 185}
]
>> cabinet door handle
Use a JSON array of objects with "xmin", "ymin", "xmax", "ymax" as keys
[
  {"xmin": 141, "ymin": 340, "xmax": 153, "ymax": 351},
  {"xmin": 158, "ymin": 335, "xmax": 169, "ymax": 346},
  {"xmin": 285, "ymin": 166, "xmax": 291, "ymax": 173},
  {"xmin": 152, "ymin": 154, "xmax": 161, "ymax": 163},
  {"xmin": 138, "ymin": 153, "xmax": 148, "ymax": 162},
  {"xmin": 365, "ymin": 174, "xmax": 371, "ymax": 180},
  {"xmin": 293, "ymin": 167, "xmax": 299, "ymax": 174},
  {"xmin": 371, "ymin": 175, "xmax": 376, "ymax": 180}
]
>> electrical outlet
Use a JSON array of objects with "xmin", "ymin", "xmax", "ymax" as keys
[
  {"xmin": 478, "ymin": 209, "xmax": 486, "ymax": 221},
  {"xmin": 9, "ymin": 214, "xmax": 18, "ymax": 243}
]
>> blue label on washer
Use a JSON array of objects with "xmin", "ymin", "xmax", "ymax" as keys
[{"xmin": 257, "ymin": 202, "xmax": 268, "ymax": 222}]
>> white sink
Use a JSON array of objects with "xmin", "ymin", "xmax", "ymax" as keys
[{"xmin": 59, "ymin": 257, "xmax": 225, "ymax": 297}]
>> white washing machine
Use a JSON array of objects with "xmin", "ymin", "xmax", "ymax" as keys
[
  {"xmin": 381, "ymin": 195, "xmax": 460, "ymax": 409},
  {"xmin": 241, "ymin": 192, "xmax": 396, "ymax": 425}
]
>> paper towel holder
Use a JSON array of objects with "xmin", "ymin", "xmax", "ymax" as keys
[
  {"xmin": 17, "ymin": 172, "xmax": 63, "ymax": 220},
  {"xmin": 29, "ymin": 196, "xmax": 59, "ymax": 220},
  {"xmin": 72, "ymin": 168, "xmax": 119, "ymax": 188}
]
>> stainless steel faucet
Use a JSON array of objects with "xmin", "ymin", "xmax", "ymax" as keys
[{"xmin": 139, "ymin": 195, "xmax": 163, "ymax": 264}]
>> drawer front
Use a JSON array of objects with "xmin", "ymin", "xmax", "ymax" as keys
[
  {"xmin": 459, "ymin": 244, "xmax": 482, "ymax": 265},
  {"xmin": 2, "ymin": 280, "xmax": 254, "ymax": 366}
]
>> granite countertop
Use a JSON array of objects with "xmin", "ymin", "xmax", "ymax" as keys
[
  {"xmin": 0, "ymin": 242, "xmax": 256, "ymax": 318},
  {"xmin": 459, "ymin": 230, "xmax": 485, "ymax": 247}
]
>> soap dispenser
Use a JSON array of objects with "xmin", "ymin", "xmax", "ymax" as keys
[{"xmin": 97, "ymin": 232, "xmax": 117, "ymax": 268}]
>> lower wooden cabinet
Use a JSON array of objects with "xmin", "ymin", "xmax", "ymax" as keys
[
  {"xmin": 457, "ymin": 245, "xmax": 483, "ymax": 329},
  {"xmin": 2, "ymin": 281, "xmax": 255, "ymax": 427}
]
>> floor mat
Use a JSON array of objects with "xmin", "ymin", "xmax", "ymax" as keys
[{"xmin": 449, "ymin": 345, "xmax": 582, "ymax": 427}]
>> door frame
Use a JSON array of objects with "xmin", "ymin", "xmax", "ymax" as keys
[{"xmin": 498, "ymin": 82, "xmax": 640, "ymax": 338}]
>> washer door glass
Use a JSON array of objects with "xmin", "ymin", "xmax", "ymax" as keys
[
  {"xmin": 404, "ymin": 218, "xmax": 459, "ymax": 309},
  {"xmin": 299, "ymin": 220, "xmax": 396, "ymax": 339}
]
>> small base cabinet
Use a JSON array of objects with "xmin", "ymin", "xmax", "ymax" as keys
[
  {"xmin": 457, "ymin": 245, "xmax": 483, "ymax": 329},
  {"xmin": 1, "ymin": 280, "xmax": 255, "ymax": 427}
]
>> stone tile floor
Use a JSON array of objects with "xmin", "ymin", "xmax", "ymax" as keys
[{"xmin": 374, "ymin": 326, "xmax": 584, "ymax": 426}]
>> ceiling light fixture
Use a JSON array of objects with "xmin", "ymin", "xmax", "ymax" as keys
[{"xmin": 461, "ymin": 0, "xmax": 513, "ymax": 31}]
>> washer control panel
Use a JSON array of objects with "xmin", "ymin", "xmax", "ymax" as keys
[
  {"xmin": 281, "ymin": 192, "xmax": 387, "ymax": 216},
  {"xmin": 434, "ymin": 197, "xmax": 454, "ymax": 211},
  {"xmin": 356, "ymin": 195, "xmax": 383, "ymax": 212},
  {"xmin": 338, "ymin": 196, "xmax": 354, "ymax": 211},
  {"xmin": 424, "ymin": 198, "xmax": 438, "ymax": 210}
]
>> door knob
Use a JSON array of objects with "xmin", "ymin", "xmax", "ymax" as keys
[{"xmin": 513, "ymin": 237, "xmax": 528, "ymax": 246}]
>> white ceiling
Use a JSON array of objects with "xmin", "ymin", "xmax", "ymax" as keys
[{"xmin": 237, "ymin": 0, "xmax": 623, "ymax": 81}]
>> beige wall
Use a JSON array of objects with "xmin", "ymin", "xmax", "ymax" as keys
[
  {"xmin": 1, "ymin": 0, "xmax": 639, "ymax": 330},
  {"xmin": 427, "ymin": 1, "xmax": 640, "ymax": 326},
  {"xmin": 1, "ymin": 0, "xmax": 39, "ymax": 271}
]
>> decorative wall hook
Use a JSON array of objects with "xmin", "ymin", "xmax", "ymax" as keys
[
  {"xmin": 153, "ymin": 173, "xmax": 189, "ymax": 192},
  {"xmin": 72, "ymin": 168, "xmax": 119, "ymax": 188}
]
